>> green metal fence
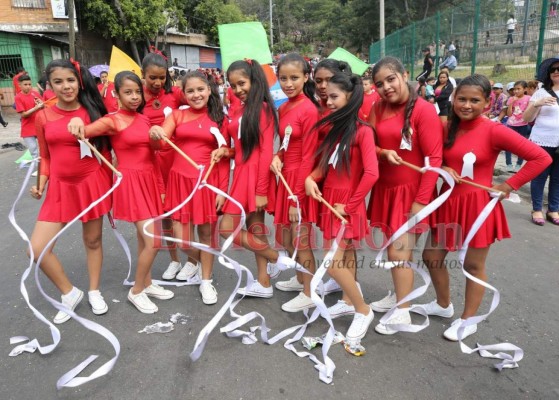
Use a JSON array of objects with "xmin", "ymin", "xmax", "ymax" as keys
[{"xmin": 370, "ymin": 0, "xmax": 558, "ymax": 84}]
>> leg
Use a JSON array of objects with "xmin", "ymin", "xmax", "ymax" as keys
[
  {"xmin": 132, "ymin": 220, "xmax": 160, "ymax": 294},
  {"xmin": 281, "ymin": 224, "xmax": 303, "ymax": 284},
  {"xmin": 82, "ymin": 217, "xmax": 104, "ymax": 291},
  {"xmin": 23, "ymin": 136, "xmax": 39, "ymax": 160},
  {"xmin": 421, "ymin": 233, "xmax": 451, "ymax": 307},
  {"xmin": 246, "ymin": 211, "xmax": 273, "ymax": 287},
  {"xmin": 387, "ymin": 232, "xmax": 420, "ymax": 308},
  {"xmin": 198, "ymin": 223, "xmax": 214, "ymax": 280},
  {"xmin": 292, "ymin": 222, "xmax": 316, "ymax": 297},
  {"xmin": 547, "ymin": 147, "xmax": 559, "ymax": 213},
  {"xmin": 340, "ymin": 247, "xmax": 358, "ymax": 304},
  {"xmin": 29, "ymin": 221, "xmax": 71, "ymax": 294},
  {"xmin": 531, "ymin": 149, "xmax": 551, "ymax": 218},
  {"xmin": 163, "ymin": 218, "xmax": 181, "ymax": 262},
  {"xmin": 461, "ymin": 246, "xmax": 491, "ymax": 318},
  {"xmin": 173, "ymin": 220, "xmax": 199, "ymax": 261}
]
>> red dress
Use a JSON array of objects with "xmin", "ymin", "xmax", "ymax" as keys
[
  {"xmin": 97, "ymin": 82, "xmax": 119, "ymax": 113},
  {"xmin": 313, "ymin": 125, "xmax": 379, "ymax": 240},
  {"xmin": 15, "ymin": 90, "xmax": 42, "ymax": 137},
  {"xmin": 163, "ymin": 108, "xmax": 230, "ymax": 224},
  {"xmin": 84, "ymin": 109, "xmax": 164, "ymax": 222},
  {"xmin": 274, "ymin": 94, "xmax": 319, "ymax": 225},
  {"xmin": 368, "ymin": 98, "xmax": 443, "ymax": 237},
  {"xmin": 359, "ymin": 91, "xmax": 380, "ymax": 121},
  {"xmin": 143, "ymin": 86, "xmax": 186, "ymax": 187},
  {"xmin": 35, "ymin": 106, "xmax": 112, "ymax": 223},
  {"xmin": 434, "ymin": 117, "xmax": 551, "ymax": 251},
  {"xmin": 222, "ymin": 104, "xmax": 276, "ymax": 215}
]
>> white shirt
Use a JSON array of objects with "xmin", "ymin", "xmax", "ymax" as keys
[
  {"xmin": 529, "ymin": 88, "xmax": 559, "ymax": 147},
  {"xmin": 506, "ymin": 18, "xmax": 517, "ymax": 30}
]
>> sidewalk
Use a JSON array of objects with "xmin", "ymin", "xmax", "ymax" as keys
[{"xmin": 0, "ymin": 106, "xmax": 24, "ymax": 154}]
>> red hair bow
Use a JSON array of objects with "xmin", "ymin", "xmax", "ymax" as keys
[
  {"xmin": 69, "ymin": 58, "xmax": 84, "ymax": 89},
  {"xmin": 149, "ymin": 45, "xmax": 168, "ymax": 61},
  {"xmin": 244, "ymin": 58, "xmax": 253, "ymax": 65}
]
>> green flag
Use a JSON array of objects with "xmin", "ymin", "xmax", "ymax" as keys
[
  {"xmin": 328, "ymin": 48, "xmax": 369, "ymax": 75},
  {"xmin": 15, "ymin": 150, "xmax": 33, "ymax": 165},
  {"xmin": 218, "ymin": 22, "xmax": 272, "ymax": 72}
]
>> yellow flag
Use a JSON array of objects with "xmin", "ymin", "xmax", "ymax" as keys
[{"xmin": 108, "ymin": 46, "xmax": 142, "ymax": 82}]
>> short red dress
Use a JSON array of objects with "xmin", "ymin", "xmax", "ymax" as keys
[
  {"xmin": 313, "ymin": 124, "xmax": 379, "ymax": 240},
  {"xmin": 143, "ymin": 86, "xmax": 186, "ymax": 186},
  {"xmin": 222, "ymin": 104, "xmax": 276, "ymax": 215},
  {"xmin": 434, "ymin": 117, "xmax": 551, "ymax": 251},
  {"xmin": 274, "ymin": 94, "xmax": 319, "ymax": 226},
  {"xmin": 84, "ymin": 109, "xmax": 164, "ymax": 222},
  {"xmin": 35, "ymin": 106, "xmax": 112, "ymax": 223},
  {"xmin": 163, "ymin": 108, "xmax": 230, "ymax": 224},
  {"xmin": 367, "ymin": 98, "xmax": 443, "ymax": 238}
]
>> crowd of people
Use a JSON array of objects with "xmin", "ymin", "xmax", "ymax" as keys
[{"xmin": 11, "ymin": 49, "xmax": 558, "ymax": 349}]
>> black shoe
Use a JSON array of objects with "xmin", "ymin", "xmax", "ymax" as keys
[{"xmin": 1, "ymin": 122, "xmax": 7, "ymax": 128}]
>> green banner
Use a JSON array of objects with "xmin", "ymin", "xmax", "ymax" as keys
[
  {"xmin": 328, "ymin": 47, "xmax": 369, "ymax": 75},
  {"xmin": 218, "ymin": 22, "xmax": 273, "ymax": 72}
]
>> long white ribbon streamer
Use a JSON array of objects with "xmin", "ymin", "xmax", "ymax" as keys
[
  {"xmin": 9, "ymin": 159, "xmax": 121, "ymax": 389},
  {"xmin": 374, "ymin": 158, "xmax": 456, "ymax": 333},
  {"xmin": 453, "ymin": 192, "xmax": 523, "ymax": 370},
  {"xmin": 210, "ymin": 126, "xmax": 227, "ymax": 148}
]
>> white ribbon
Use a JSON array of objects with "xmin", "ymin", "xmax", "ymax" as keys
[
  {"xmin": 461, "ymin": 151, "xmax": 476, "ymax": 180},
  {"xmin": 9, "ymin": 159, "xmax": 121, "ymax": 389},
  {"xmin": 374, "ymin": 158, "xmax": 456, "ymax": 333},
  {"xmin": 237, "ymin": 116, "xmax": 242, "ymax": 139},
  {"xmin": 453, "ymin": 191, "xmax": 524, "ymax": 370},
  {"xmin": 78, "ymin": 140, "xmax": 92, "ymax": 159},
  {"xmin": 210, "ymin": 126, "xmax": 227, "ymax": 148},
  {"xmin": 328, "ymin": 143, "xmax": 341, "ymax": 168},
  {"xmin": 163, "ymin": 106, "xmax": 173, "ymax": 118}
]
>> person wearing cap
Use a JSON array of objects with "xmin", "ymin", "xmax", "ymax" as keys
[
  {"xmin": 522, "ymin": 56, "xmax": 559, "ymax": 226},
  {"xmin": 488, "ymin": 83, "xmax": 507, "ymax": 120},
  {"xmin": 506, "ymin": 81, "xmax": 515, "ymax": 95},
  {"xmin": 416, "ymin": 48, "xmax": 433, "ymax": 81}
]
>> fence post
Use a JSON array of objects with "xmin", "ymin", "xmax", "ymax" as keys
[
  {"xmin": 537, "ymin": 0, "xmax": 550, "ymax": 73},
  {"xmin": 521, "ymin": 0, "xmax": 531, "ymax": 56},
  {"xmin": 411, "ymin": 22, "xmax": 416, "ymax": 79},
  {"xmin": 435, "ymin": 11, "xmax": 440, "ymax": 74},
  {"xmin": 471, "ymin": 0, "xmax": 481, "ymax": 75}
]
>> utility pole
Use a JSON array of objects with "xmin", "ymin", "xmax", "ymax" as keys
[
  {"xmin": 269, "ymin": 0, "xmax": 274, "ymax": 50},
  {"xmin": 68, "ymin": 0, "xmax": 75, "ymax": 58},
  {"xmin": 380, "ymin": 0, "xmax": 385, "ymax": 57}
]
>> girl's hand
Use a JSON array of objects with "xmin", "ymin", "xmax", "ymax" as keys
[
  {"xmin": 149, "ymin": 125, "xmax": 166, "ymax": 140},
  {"xmin": 211, "ymin": 147, "xmax": 228, "ymax": 163},
  {"xmin": 67, "ymin": 117, "xmax": 85, "ymax": 140},
  {"xmin": 270, "ymin": 155, "xmax": 283, "ymax": 175},
  {"xmin": 288, "ymin": 205, "xmax": 299, "ymax": 223},
  {"xmin": 381, "ymin": 149, "xmax": 402, "ymax": 165},
  {"xmin": 30, "ymin": 184, "xmax": 44, "ymax": 199},
  {"xmin": 255, "ymin": 195, "xmax": 268, "ymax": 212},
  {"xmin": 216, "ymin": 194, "xmax": 225, "ymax": 212},
  {"xmin": 305, "ymin": 176, "xmax": 321, "ymax": 200},
  {"xmin": 160, "ymin": 193, "xmax": 166, "ymax": 203},
  {"xmin": 333, "ymin": 203, "xmax": 347, "ymax": 216},
  {"xmin": 442, "ymin": 166, "xmax": 461, "ymax": 183},
  {"xmin": 410, "ymin": 201, "xmax": 425, "ymax": 217},
  {"xmin": 491, "ymin": 182, "xmax": 513, "ymax": 201}
]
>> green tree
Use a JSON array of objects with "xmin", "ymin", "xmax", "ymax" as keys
[{"xmin": 191, "ymin": 0, "xmax": 255, "ymax": 44}]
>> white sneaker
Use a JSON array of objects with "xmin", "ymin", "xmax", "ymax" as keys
[
  {"xmin": 374, "ymin": 307, "xmax": 412, "ymax": 335},
  {"xmin": 346, "ymin": 306, "xmax": 374, "ymax": 341},
  {"xmin": 267, "ymin": 250, "xmax": 288, "ymax": 279},
  {"xmin": 53, "ymin": 287, "xmax": 84, "ymax": 324},
  {"xmin": 144, "ymin": 283, "xmax": 175, "ymax": 300},
  {"xmin": 88, "ymin": 290, "xmax": 108, "ymax": 315},
  {"xmin": 411, "ymin": 300, "xmax": 454, "ymax": 318},
  {"xmin": 370, "ymin": 291, "xmax": 397, "ymax": 312},
  {"xmin": 318, "ymin": 278, "xmax": 342, "ymax": 296},
  {"xmin": 327, "ymin": 300, "xmax": 355, "ymax": 319},
  {"xmin": 199, "ymin": 280, "xmax": 218, "ymax": 305},
  {"xmin": 176, "ymin": 261, "xmax": 200, "ymax": 281},
  {"xmin": 281, "ymin": 292, "xmax": 315, "ymax": 312},
  {"xmin": 162, "ymin": 261, "xmax": 182, "ymax": 280},
  {"xmin": 237, "ymin": 281, "xmax": 273, "ymax": 298},
  {"xmin": 275, "ymin": 275, "xmax": 304, "ymax": 292},
  {"xmin": 443, "ymin": 318, "xmax": 478, "ymax": 341},
  {"xmin": 128, "ymin": 289, "xmax": 158, "ymax": 313}
]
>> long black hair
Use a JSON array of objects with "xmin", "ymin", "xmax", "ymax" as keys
[
  {"xmin": 227, "ymin": 59, "xmax": 279, "ymax": 161},
  {"xmin": 114, "ymin": 71, "xmax": 146, "ymax": 113},
  {"xmin": 182, "ymin": 70, "xmax": 225, "ymax": 128},
  {"xmin": 45, "ymin": 59, "xmax": 108, "ymax": 149},
  {"xmin": 372, "ymin": 56, "xmax": 417, "ymax": 144},
  {"xmin": 314, "ymin": 59, "xmax": 352, "ymax": 77},
  {"xmin": 276, "ymin": 53, "xmax": 320, "ymax": 108},
  {"xmin": 446, "ymin": 74, "xmax": 491, "ymax": 148},
  {"xmin": 142, "ymin": 53, "xmax": 173, "ymax": 94},
  {"xmin": 315, "ymin": 72, "xmax": 365, "ymax": 174}
]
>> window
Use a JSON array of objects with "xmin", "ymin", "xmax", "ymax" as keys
[
  {"xmin": 12, "ymin": 0, "xmax": 46, "ymax": 8},
  {"xmin": 0, "ymin": 55, "xmax": 24, "ymax": 81}
]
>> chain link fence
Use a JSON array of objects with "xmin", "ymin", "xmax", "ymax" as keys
[{"xmin": 370, "ymin": 0, "xmax": 559, "ymax": 84}]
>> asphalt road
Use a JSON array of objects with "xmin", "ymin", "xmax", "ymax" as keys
[{"xmin": 0, "ymin": 148, "xmax": 558, "ymax": 400}]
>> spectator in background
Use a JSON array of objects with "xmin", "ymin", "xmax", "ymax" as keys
[
  {"xmin": 439, "ymin": 50, "xmax": 457, "ymax": 72},
  {"xmin": 505, "ymin": 14, "xmax": 517, "ymax": 44},
  {"xmin": 416, "ymin": 48, "xmax": 433, "ymax": 81},
  {"xmin": 15, "ymin": 75, "xmax": 44, "ymax": 171},
  {"xmin": 505, "ymin": 80, "xmax": 532, "ymax": 172},
  {"xmin": 527, "ymin": 80, "xmax": 539, "ymax": 96},
  {"xmin": 550, "ymin": 0, "xmax": 557, "ymax": 18},
  {"xmin": 425, "ymin": 76, "xmax": 436, "ymax": 103},
  {"xmin": 97, "ymin": 71, "xmax": 119, "ymax": 113},
  {"xmin": 447, "ymin": 40, "xmax": 456, "ymax": 54},
  {"xmin": 173, "ymin": 58, "xmax": 179, "ymax": 66},
  {"xmin": 434, "ymin": 70, "xmax": 453, "ymax": 123},
  {"xmin": 0, "ymin": 92, "xmax": 8, "ymax": 127},
  {"xmin": 438, "ymin": 40, "xmax": 445, "ymax": 64},
  {"xmin": 12, "ymin": 67, "xmax": 26, "ymax": 95},
  {"xmin": 488, "ymin": 83, "xmax": 507, "ymax": 120}
]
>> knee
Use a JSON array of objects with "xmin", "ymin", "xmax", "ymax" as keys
[
  {"xmin": 463, "ymin": 261, "xmax": 484, "ymax": 276},
  {"xmin": 83, "ymin": 233, "xmax": 102, "ymax": 251}
]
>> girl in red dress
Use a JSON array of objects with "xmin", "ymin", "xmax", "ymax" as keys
[
  {"xmin": 141, "ymin": 53, "xmax": 191, "ymax": 281},
  {"xmin": 367, "ymin": 56, "xmax": 443, "ymax": 335},
  {"xmin": 270, "ymin": 53, "xmax": 320, "ymax": 312},
  {"xmin": 212, "ymin": 59, "xmax": 282, "ymax": 298},
  {"xmin": 419, "ymin": 75, "xmax": 551, "ymax": 341},
  {"xmin": 68, "ymin": 71, "xmax": 174, "ymax": 314},
  {"xmin": 30, "ymin": 59, "xmax": 111, "ymax": 324},
  {"xmin": 283, "ymin": 59, "xmax": 352, "ymax": 300},
  {"xmin": 305, "ymin": 72, "xmax": 379, "ymax": 343},
  {"xmin": 150, "ymin": 71, "xmax": 229, "ymax": 305}
]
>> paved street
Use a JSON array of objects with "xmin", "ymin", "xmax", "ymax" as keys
[{"xmin": 0, "ymin": 109, "xmax": 558, "ymax": 399}]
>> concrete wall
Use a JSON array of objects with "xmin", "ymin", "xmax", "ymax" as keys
[{"xmin": 0, "ymin": 0, "xmax": 69, "ymax": 33}]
